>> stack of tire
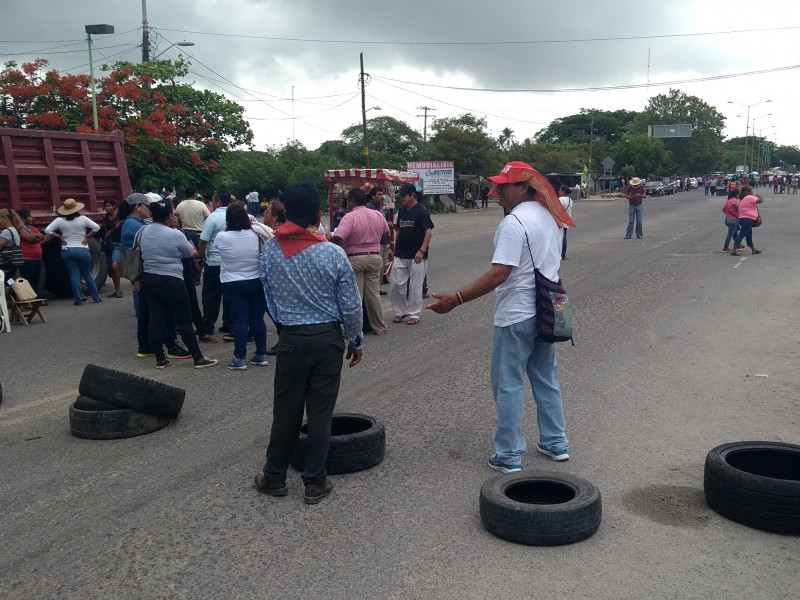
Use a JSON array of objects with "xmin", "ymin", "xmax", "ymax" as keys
[
  {"xmin": 291, "ymin": 412, "xmax": 385, "ymax": 475},
  {"xmin": 69, "ymin": 364, "xmax": 185, "ymax": 440},
  {"xmin": 704, "ymin": 441, "xmax": 800, "ymax": 534}
]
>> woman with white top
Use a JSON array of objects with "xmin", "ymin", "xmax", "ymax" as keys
[
  {"xmin": 215, "ymin": 204, "xmax": 268, "ymax": 370},
  {"xmin": 44, "ymin": 198, "xmax": 102, "ymax": 305},
  {"xmin": 558, "ymin": 185, "xmax": 574, "ymax": 260}
]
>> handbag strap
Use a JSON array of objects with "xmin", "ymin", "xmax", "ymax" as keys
[
  {"xmin": 132, "ymin": 224, "xmax": 147, "ymax": 250},
  {"xmin": 509, "ymin": 213, "xmax": 538, "ymax": 271}
]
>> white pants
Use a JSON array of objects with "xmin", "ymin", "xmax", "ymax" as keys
[{"xmin": 389, "ymin": 257, "xmax": 427, "ymax": 319}]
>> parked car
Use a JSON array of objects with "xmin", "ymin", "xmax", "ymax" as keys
[
  {"xmin": 688, "ymin": 177, "xmax": 698, "ymax": 189},
  {"xmin": 645, "ymin": 181, "xmax": 666, "ymax": 197},
  {"xmin": 661, "ymin": 177, "xmax": 676, "ymax": 195}
]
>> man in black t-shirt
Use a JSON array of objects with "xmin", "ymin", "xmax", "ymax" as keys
[{"xmin": 389, "ymin": 183, "xmax": 433, "ymax": 325}]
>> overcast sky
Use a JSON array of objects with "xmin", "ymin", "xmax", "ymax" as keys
[{"xmin": 3, "ymin": 0, "xmax": 798, "ymax": 158}]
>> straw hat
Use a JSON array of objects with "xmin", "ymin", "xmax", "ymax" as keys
[
  {"xmin": 57, "ymin": 198, "xmax": 85, "ymax": 216},
  {"xmin": 630, "ymin": 177, "xmax": 642, "ymax": 187}
]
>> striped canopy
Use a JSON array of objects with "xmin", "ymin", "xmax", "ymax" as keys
[{"xmin": 324, "ymin": 169, "xmax": 419, "ymax": 183}]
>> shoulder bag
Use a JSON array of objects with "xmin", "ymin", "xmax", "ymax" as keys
[
  {"xmin": 510, "ymin": 215, "xmax": 574, "ymax": 344},
  {"xmin": 120, "ymin": 225, "xmax": 146, "ymax": 283},
  {"xmin": 0, "ymin": 229, "xmax": 23, "ymax": 272}
]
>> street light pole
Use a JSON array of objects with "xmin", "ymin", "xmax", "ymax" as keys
[
  {"xmin": 360, "ymin": 52, "xmax": 369, "ymax": 168},
  {"xmin": 84, "ymin": 24, "xmax": 115, "ymax": 131},
  {"xmin": 728, "ymin": 99, "xmax": 771, "ymax": 174},
  {"xmin": 149, "ymin": 41, "xmax": 195, "ymax": 61}
]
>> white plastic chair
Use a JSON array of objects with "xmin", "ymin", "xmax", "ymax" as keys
[{"xmin": 0, "ymin": 269, "xmax": 10, "ymax": 333}]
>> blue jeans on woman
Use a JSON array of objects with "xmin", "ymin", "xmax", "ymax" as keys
[
  {"xmin": 734, "ymin": 218, "xmax": 755, "ymax": 249},
  {"xmin": 222, "ymin": 278, "xmax": 267, "ymax": 360},
  {"xmin": 626, "ymin": 204, "xmax": 643, "ymax": 238},
  {"xmin": 490, "ymin": 316, "xmax": 568, "ymax": 464},
  {"xmin": 723, "ymin": 219, "xmax": 739, "ymax": 250},
  {"xmin": 61, "ymin": 247, "xmax": 100, "ymax": 303}
]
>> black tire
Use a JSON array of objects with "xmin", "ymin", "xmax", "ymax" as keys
[
  {"xmin": 42, "ymin": 237, "xmax": 108, "ymax": 297},
  {"xmin": 69, "ymin": 402, "xmax": 170, "ymax": 440},
  {"xmin": 291, "ymin": 412, "xmax": 385, "ymax": 475},
  {"xmin": 480, "ymin": 471, "xmax": 602, "ymax": 546},
  {"xmin": 704, "ymin": 441, "xmax": 800, "ymax": 534},
  {"xmin": 73, "ymin": 394, "xmax": 119, "ymax": 411},
  {"xmin": 78, "ymin": 364, "xmax": 185, "ymax": 419}
]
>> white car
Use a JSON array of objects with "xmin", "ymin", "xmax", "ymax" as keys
[{"xmin": 689, "ymin": 177, "xmax": 698, "ymax": 189}]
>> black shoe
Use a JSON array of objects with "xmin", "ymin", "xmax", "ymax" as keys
[
  {"xmin": 254, "ymin": 474, "xmax": 288, "ymax": 497},
  {"xmin": 379, "ymin": 290, "xmax": 387, "ymax": 296},
  {"xmin": 266, "ymin": 343, "xmax": 278, "ymax": 356},
  {"xmin": 304, "ymin": 479, "xmax": 334, "ymax": 505}
]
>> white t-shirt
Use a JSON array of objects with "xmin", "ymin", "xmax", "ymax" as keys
[
  {"xmin": 558, "ymin": 195, "xmax": 573, "ymax": 230},
  {"xmin": 491, "ymin": 201, "xmax": 561, "ymax": 327},
  {"xmin": 44, "ymin": 215, "xmax": 100, "ymax": 248},
  {"xmin": 215, "ymin": 229, "xmax": 261, "ymax": 283},
  {"xmin": 246, "ymin": 191, "xmax": 259, "ymax": 204}
]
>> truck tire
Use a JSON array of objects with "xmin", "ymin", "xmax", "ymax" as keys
[
  {"xmin": 42, "ymin": 237, "xmax": 108, "ymax": 297},
  {"xmin": 291, "ymin": 413, "xmax": 385, "ymax": 474},
  {"xmin": 480, "ymin": 471, "xmax": 602, "ymax": 546},
  {"xmin": 78, "ymin": 364, "xmax": 185, "ymax": 419},
  {"xmin": 74, "ymin": 394, "xmax": 119, "ymax": 411},
  {"xmin": 69, "ymin": 402, "xmax": 170, "ymax": 440},
  {"xmin": 704, "ymin": 441, "xmax": 800, "ymax": 534}
]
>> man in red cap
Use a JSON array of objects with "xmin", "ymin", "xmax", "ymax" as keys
[{"xmin": 427, "ymin": 162, "xmax": 574, "ymax": 471}]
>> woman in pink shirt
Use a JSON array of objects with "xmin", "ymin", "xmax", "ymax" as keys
[{"xmin": 730, "ymin": 186, "xmax": 763, "ymax": 256}]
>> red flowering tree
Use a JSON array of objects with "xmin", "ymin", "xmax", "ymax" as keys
[{"xmin": 0, "ymin": 58, "xmax": 253, "ymax": 191}]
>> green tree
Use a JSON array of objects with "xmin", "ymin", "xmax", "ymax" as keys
[
  {"xmin": 425, "ymin": 114, "xmax": 499, "ymax": 176},
  {"xmin": 612, "ymin": 134, "xmax": 675, "ymax": 178},
  {"xmin": 498, "ymin": 127, "xmax": 515, "ymax": 148},
  {"xmin": 535, "ymin": 109, "xmax": 638, "ymax": 146},
  {"xmin": 339, "ymin": 115, "xmax": 423, "ymax": 169},
  {"xmin": 774, "ymin": 145, "xmax": 800, "ymax": 172},
  {"xmin": 505, "ymin": 139, "xmax": 584, "ymax": 174},
  {"xmin": 629, "ymin": 89, "xmax": 724, "ymax": 174}
]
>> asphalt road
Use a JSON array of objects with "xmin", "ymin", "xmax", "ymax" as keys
[{"xmin": 1, "ymin": 187, "xmax": 798, "ymax": 599}]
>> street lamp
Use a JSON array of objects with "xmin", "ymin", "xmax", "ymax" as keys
[
  {"xmin": 749, "ymin": 113, "xmax": 772, "ymax": 173},
  {"xmin": 727, "ymin": 99, "xmax": 771, "ymax": 173},
  {"xmin": 85, "ymin": 24, "xmax": 115, "ymax": 131},
  {"xmin": 754, "ymin": 126, "xmax": 775, "ymax": 173},
  {"xmin": 150, "ymin": 40, "xmax": 194, "ymax": 61}
]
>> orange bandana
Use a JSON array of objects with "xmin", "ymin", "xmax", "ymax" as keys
[{"xmin": 273, "ymin": 221, "xmax": 326, "ymax": 258}]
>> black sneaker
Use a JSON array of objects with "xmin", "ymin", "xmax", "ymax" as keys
[
  {"xmin": 193, "ymin": 356, "xmax": 218, "ymax": 369},
  {"xmin": 167, "ymin": 346, "xmax": 192, "ymax": 360},
  {"xmin": 254, "ymin": 474, "xmax": 288, "ymax": 497},
  {"xmin": 156, "ymin": 359, "xmax": 171, "ymax": 370},
  {"xmin": 304, "ymin": 479, "xmax": 334, "ymax": 505}
]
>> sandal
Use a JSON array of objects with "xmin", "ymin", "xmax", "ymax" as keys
[
  {"xmin": 407, "ymin": 318, "xmax": 420, "ymax": 325},
  {"xmin": 392, "ymin": 315, "xmax": 406, "ymax": 323},
  {"xmin": 107, "ymin": 291, "xmax": 123, "ymax": 298}
]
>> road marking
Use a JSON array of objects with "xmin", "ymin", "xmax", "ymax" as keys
[
  {"xmin": 1, "ymin": 389, "xmax": 77, "ymax": 416},
  {"xmin": 733, "ymin": 257, "xmax": 747, "ymax": 269}
]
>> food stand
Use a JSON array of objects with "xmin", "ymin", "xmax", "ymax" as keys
[{"xmin": 324, "ymin": 168, "xmax": 419, "ymax": 230}]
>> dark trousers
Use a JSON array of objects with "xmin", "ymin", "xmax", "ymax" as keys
[
  {"xmin": 263, "ymin": 324, "xmax": 345, "ymax": 486},
  {"xmin": 141, "ymin": 272, "xmax": 203, "ymax": 362},
  {"xmin": 183, "ymin": 258, "xmax": 204, "ymax": 334},
  {"xmin": 183, "ymin": 230, "xmax": 202, "ymax": 283},
  {"xmin": 561, "ymin": 228, "xmax": 568, "ymax": 259},
  {"xmin": 222, "ymin": 278, "xmax": 267, "ymax": 359},
  {"xmin": 201, "ymin": 264, "xmax": 232, "ymax": 336},
  {"xmin": 133, "ymin": 290, "xmax": 177, "ymax": 352},
  {"xmin": 19, "ymin": 259, "xmax": 42, "ymax": 296}
]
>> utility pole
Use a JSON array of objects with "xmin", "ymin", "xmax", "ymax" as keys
[
  {"xmin": 587, "ymin": 115, "xmax": 594, "ymax": 181},
  {"xmin": 417, "ymin": 106, "xmax": 435, "ymax": 142},
  {"xmin": 360, "ymin": 52, "xmax": 369, "ymax": 168},
  {"xmin": 141, "ymin": 0, "xmax": 150, "ymax": 62}
]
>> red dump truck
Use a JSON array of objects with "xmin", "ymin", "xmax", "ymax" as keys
[{"xmin": 0, "ymin": 128, "xmax": 132, "ymax": 296}]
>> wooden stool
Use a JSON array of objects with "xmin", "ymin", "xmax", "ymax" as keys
[{"xmin": 7, "ymin": 289, "xmax": 47, "ymax": 326}]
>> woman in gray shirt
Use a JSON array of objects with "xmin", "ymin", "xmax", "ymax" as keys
[{"xmin": 139, "ymin": 200, "xmax": 217, "ymax": 371}]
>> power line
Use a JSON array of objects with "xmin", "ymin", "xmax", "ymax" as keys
[
  {"xmin": 245, "ymin": 94, "xmax": 359, "ymax": 121},
  {"xmin": 154, "ymin": 25, "xmax": 800, "ymax": 46},
  {"xmin": 372, "ymin": 64, "xmax": 800, "ymax": 94},
  {"xmin": 0, "ymin": 43, "xmax": 137, "ymax": 58}
]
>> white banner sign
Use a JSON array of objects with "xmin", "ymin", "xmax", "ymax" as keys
[{"xmin": 406, "ymin": 160, "xmax": 455, "ymax": 195}]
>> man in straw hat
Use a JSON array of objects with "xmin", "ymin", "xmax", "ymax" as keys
[
  {"xmin": 625, "ymin": 177, "xmax": 645, "ymax": 239},
  {"xmin": 427, "ymin": 161, "xmax": 575, "ymax": 470}
]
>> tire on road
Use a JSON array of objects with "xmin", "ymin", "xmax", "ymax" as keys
[
  {"xmin": 74, "ymin": 394, "xmax": 119, "ymax": 411},
  {"xmin": 69, "ymin": 402, "xmax": 170, "ymax": 440},
  {"xmin": 78, "ymin": 364, "xmax": 185, "ymax": 419},
  {"xmin": 42, "ymin": 237, "xmax": 108, "ymax": 297},
  {"xmin": 480, "ymin": 471, "xmax": 602, "ymax": 546},
  {"xmin": 291, "ymin": 412, "xmax": 385, "ymax": 474},
  {"xmin": 704, "ymin": 441, "xmax": 800, "ymax": 534}
]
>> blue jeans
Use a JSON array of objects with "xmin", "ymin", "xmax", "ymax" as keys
[
  {"xmin": 222, "ymin": 278, "xmax": 267, "ymax": 359},
  {"xmin": 723, "ymin": 219, "xmax": 739, "ymax": 250},
  {"xmin": 626, "ymin": 204, "xmax": 643, "ymax": 238},
  {"xmin": 61, "ymin": 247, "xmax": 100, "ymax": 303},
  {"xmin": 490, "ymin": 316, "xmax": 568, "ymax": 464},
  {"xmin": 734, "ymin": 218, "xmax": 755, "ymax": 249}
]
